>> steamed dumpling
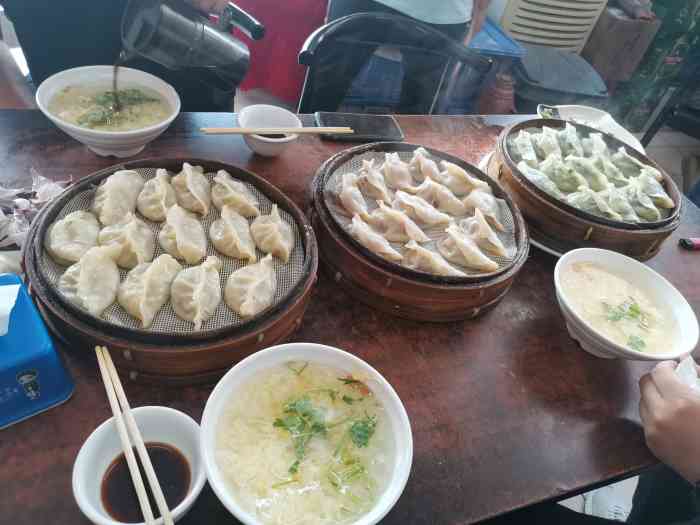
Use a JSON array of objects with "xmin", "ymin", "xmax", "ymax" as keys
[
  {"xmin": 532, "ymin": 126, "xmax": 562, "ymax": 159},
  {"xmin": 582, "ymin": 133, "xmax": 609, "ymax": 158},
  {"xmin": 45, "ymin": 210, "xmax": 100, "ymax": 265},
  {"xmin": 403, "ymin": 240, "xmax": 465, "ymax": 277},
  {"xmin": 436, "ymin": 161, "xmax": 492, "ymax": 197},
  {"xmin": 407, "ymin": 148, "xmax": 440, "ymax": 183},
  {"xmin": 406, "ymin": 176, "xmax": 466, "ymax": 215},
  {"xmin": 250, "ymin": 204, "xmax": 294, "ymax": 262},
  {"xmin": 98, "ymin": 213, "xmax": 155, "ymax": 269},
  {"xmin": 171, "ymin": 255, "xmax": 222, "ymax": 330},
  {"xmin": 611, "ymin": 147, "xmax": 659, "ymax": 179},
  {"xmin": 158, "ymin": 205, "xmax": 207, "ymax": 264},
  {"xmin": 225, "ymin": 254, "xmax": 276, "ymax": 318},
  {"xmin": 558, "ymin": 123, "xmax": 584, "ymax": 157},
  {"xmin": 624, "ymin": 178, "xmax": 662, "ymax": 221},
  {"xmin": 636, "ymin": 170, "xmax": 674, "ymax": 209},
  {"xmin": 211, "ymin": 170, "xmax": 260, "ymax": 217},
  {"xmin": 210, "ymin": 205, "xmax": 257, "ymax": 262},
  {"xmin": 437, "ymin": 224, "xmax": 498, "ymax": 273},
  {"xmin": 460, "ymin": 209, "xmax": 506, "ymax": 257},
  {"xmin": 58, "ymin": 244, "xmax": 121, "ymax": 317},
  {"xmin": 517, "ymin": 161, "xmax": 565, "ymax": 200},
  {"xmin": 538, "ymin": 156, "xmax": 588, "ymax": 193},
  {"xmin": 172, "ymin": 163, "xmax": 211, "ymax": 216},
  {"xmin": 598, "ymin": 186, "xmax": 640, "ymax": 223},
  {"xmin": 384, "ymin": 152, "xmax": 414, "ymax": 189},
  {"xmin": 338, "ymin": 172, "xmax": 369, "ymax": 218},
  {"xmin": 367, "ymin": 200, "xmax": 429, "ymax": 243},
  {"xmin": 565, "ymin": 187, "xmax": 623, "ymax": 222},
  {"xmin": 512, "ymin": 130, "xmax": 538, "ymax": 167},
  {"xmin": 593, "ymin": 154, "xmax": 629, "ymax": 188},
  {"xmin": 347, "ymin": 214, "xmax": 402, "ymax": 262},
  {"xmin": 392, "ymin": 190, "xmax": 451, "ymax": 226},
  {"xmin": 462, "ymin": 189, "xmax": 505, "ymax": 231},
  {"xmin": 358, "ymin": 159, "xmax": 392, "ymax": 204},
  {"xmin": 117, "ymin": 254, "xmax": 182, "ymax": 327},
  {"xmin": 136, "ymin": 169, "xmax": 176, "ymax": 221},
  {"xmin": 564, "ymin": 156, "xmax": 610, "ymax": 192},
  {"xmin": 92, "ymin": 170, "xmax": 144, "ymax": 226}
]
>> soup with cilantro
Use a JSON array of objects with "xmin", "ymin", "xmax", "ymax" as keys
[
  {"xmin": 48, "ymin": 85, "xmax": 171, "ymax": 131},
  {"xmin": 561, "ymin": 261, "xmax": 676, "ymax": 354},
  {"xmin": 216, "ymin": 362, "xmax": 394, "ymax": 525}
]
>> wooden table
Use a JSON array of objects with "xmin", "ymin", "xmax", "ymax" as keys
[{"xmin": 1, "ymin": 110, "xmax": 699, "ymax": 525}]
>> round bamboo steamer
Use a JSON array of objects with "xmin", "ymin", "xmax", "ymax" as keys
[{"xmin": 491, "ymin": 119, "xmax": 681, "ymax": 260}]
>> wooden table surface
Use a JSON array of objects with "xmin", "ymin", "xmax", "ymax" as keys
[{"xmin": 1, "ymin": 110, "xmax": 699, "ymax": 525}]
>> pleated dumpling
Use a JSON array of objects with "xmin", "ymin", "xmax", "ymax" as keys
[
  {"xmin": 338, "ymin": 172, "xmax": 369, "ymax": 218},
  {"xmin": 211, "ymin": 170, "xmax": 260, "ymax": 217},
  {"xmin": 512, "ymin": 130, "xmax": 539, "ymax": 167},
  {"xmin": 611, "ymin": 146, "xmax": 651, "ymax": 178},
  {"xmin": 404, "ymin": 240, "xmax": 465, "ymax": 277},
  {"xmin": 172, "ymin": 163, "xmax": 211, "ymax": 216},
  {"xmin": 407, "ymin": 147, "xmax": 441, "ymax": 183},
  {"xmin": 557, "ymin": 123, "xmax": 584, "ymax": 158},
  {"xmin": 593, "ymin": 155, "xmax": 628, "ymax": 188},
  {"xmin": 437, "ymin": 224, "xmax": 498, "ymax": 273},
  {"xmin": 171, "ymin": 255, "xmax": 222, "ymax": 330},
  {"xmin": 532, "ymin": 126, "xmax": 562, "ymax": 159},
  {"xmin": 437, "ymin": 161, "xmax": 491, "ymax": 197},
  {"xmin": 210, "ymin": 205, "xmax": 257, "ymax": 262},
  {"xmin": 463, "ymin": 188, "xmax": 506, "ymax": 232},
  {"xmin": 383, "ymin": 152, "xmax": 414, "ymax": 189},
  {"xmin": 517, "ymin": 161, "xmax": 565, "ymax": 201},
  {"xmin": 635, "ymin": 170, "xmax": 674, "ymax": 209},
  {"xmin": 358, "ymin": 159, "xmax": 392, "ymax": 204},
  {"xmin": 348, "ymin": 214, "xmax": 402, "ymax": 262},
  {"xmin": 250, "ymin": 204, "xmax": 294, "ymax": 263},
  {"xmin": 564, "ymin": 156, "xmax": 609, "ymax": 192},
  {"xmin": 118, "ymin": 254, "xmax": 182, "ymax": 327},
  {"xmin": 581, "ymin": 132, "xmax": 609, "ymax": 158},
  {"xmin": 406, "ymin": 177, "xmax": 466, "ymax": 215},
  {"xmin": 92, "ymin": 170, "xmax": 144, "ymax": 226},
  {"xmin": 158, "ymin": 205, "xmax": 207, "ymax": 264},
  {"xmin": 58, "ymin": 244, "xmax": 121, "ymax": 316},
  {"xmin": 225, "ymin": 254, "xmax": 277, "ymax": 318},
  {"xmin": 598, "ymin": 186, "xmax": 640, "ymax": 223},
  {"xmin": 137, "ymin": 169, "xmax": 176, "ymax": 221},
  {"xmin": 565, "ymin": 187, "xmax": 623, "ymax": 222},
  {"xmin": 45, "ymin": 210, "xmax": 100, "ymax": 265},
  {"xmin": 538, "ymin": 156, "xmax": 588, "ymax": 193},
  {"xmin": 392, "ymin": 190, "xmax": 451, "ymax": 226},
  {"xmin": 98, "ymin": 213, "xmax": 155, "ymax": 269},
  {"xmin": 367, "ymin": 200, "xmax": 429, "ymax": 243},
  {"xmin": 460, "ymin": 209, "xmax": 506, "ymax": 257},
  {"xmin": 624, "ymin": 178, "xmax": 663, "ymax": 221}
]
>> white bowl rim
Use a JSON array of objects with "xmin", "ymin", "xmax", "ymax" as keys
[
  {"xmin": 237, "ymin": 104, "xmax": 301, "ymax": 143},
  {"xmin": 554, "ymin": 248, "xmax": 699, "ymax": 360},
  {"xmin": 36, "ymin": 65, "xmax": 181, "ymax": 137},
  {"xmin": 72, "ymin": 405, "xmax": 206, "ymax": 525},
  {"xmin": 200, "ymin": 342, "xmax": 414, "ymax": 525}
]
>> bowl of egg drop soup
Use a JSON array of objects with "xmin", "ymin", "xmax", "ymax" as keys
[
  {"xmin": 200, "ymin": 342, "xmax": 413, "ymax": 525},
  {"xmin": 555, "ymin": 248, "xmax": 698, "ymax": 360}
]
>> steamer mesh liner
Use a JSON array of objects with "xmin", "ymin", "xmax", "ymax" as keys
[
  {"xmin": 324, "ymin": 150, "xmax": 518, "ymax": 278},
  {"xmin": 39, "ymin": 167, "xmax": 306, "ymax": 335}
]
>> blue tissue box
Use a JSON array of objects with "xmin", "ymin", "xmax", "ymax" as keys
[{"xmin": 0, "ymin": 273, "xmax": 73, "ymax": 429}]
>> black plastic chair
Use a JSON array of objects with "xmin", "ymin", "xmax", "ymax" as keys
[{"xmin": 297, "ymin": 12, "xmax": 491, "ymax": 114}]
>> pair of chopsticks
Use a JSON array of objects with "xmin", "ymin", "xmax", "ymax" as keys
[
  {"xmin": 95, "ymin": 346, "xmax": 174, "ymax": 525},
  {"xmin": 199, "ymin": 126, "xmax": 354, "ymax": 135}
]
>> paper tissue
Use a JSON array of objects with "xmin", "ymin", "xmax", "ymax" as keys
[{"xmin": 676, "ymin": 356, "xmax": 700, "ymax": 393}]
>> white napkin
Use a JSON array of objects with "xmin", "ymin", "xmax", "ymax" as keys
[
  {"xmin": 0, "ymin": 284, "xmax": 20, "ymax": 336},
  {"xmin": 676, "ymin": 356, "xmax": 700, "ymax": 393}
]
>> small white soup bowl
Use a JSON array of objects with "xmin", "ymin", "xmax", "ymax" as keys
[
  {"xmin": 36, "ymin": 65, "xmax": 180, "ymax": 158},
  {"xmin": 554, "ymin": 248, "xmax": 698, "ymax": 360},
  {"xmin": 73, "ymin": 406, "xmax": 206, "ymax": 525},
  {"xmin": 200, "ymin": 342, "xmax": 414, "ymax": 525},
  {"xmin": 237, "ymin": 104, "xmax": 301, "ymax": 157}
]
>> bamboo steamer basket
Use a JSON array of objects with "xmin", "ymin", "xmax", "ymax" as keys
[
  {"xmin": 490, "ymin": 119, "xmax": 681, "ymax": 260},
  {"xmin": 24, "ymin": 158, "xmax": 318, "ymax": 385},
  {"xmin": 309, "ymin": 142, "xmax": 530, "ymax": 322}
]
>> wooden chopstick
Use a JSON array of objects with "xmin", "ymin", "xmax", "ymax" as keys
[
  {"xmin": 99, "ymin": 346, "xmax": 175, "ymax": 525},
  {"xmin": 95, "ymin": 346, "xmax": 156, "ymax": 525},
  {"xmin": 199, "ymin": 126, "xmax": 354, "ymax": 135}
]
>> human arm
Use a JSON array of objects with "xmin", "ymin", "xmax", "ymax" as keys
[
  {"xmin": 465, "ymin": 0, "xmax": 491, "ymax": 45},
  {"xmin": 639, "ymin": 360, "xmax": 700, "ymax": 485}
]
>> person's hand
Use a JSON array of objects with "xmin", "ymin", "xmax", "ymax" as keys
[
  {"xmin": 639, "ymin": 360, "xmax": 700, "ymax": 484},
  {"xmin": 188, "ymin": 0, "xmax": 230, "ymax": 14}
]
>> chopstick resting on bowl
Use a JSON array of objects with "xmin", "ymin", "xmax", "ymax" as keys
[
  {"xmin": 199, "ymin": 126, "xmax": 354, "ymax": 135},
  {"xmin": 95, "ymin": 346, "xmax": 174, "ymax": 525}
]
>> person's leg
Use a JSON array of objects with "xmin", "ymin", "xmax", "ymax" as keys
[{"xmin": 627, "ymin": 466, "xmax": 700, "ymax": 525}]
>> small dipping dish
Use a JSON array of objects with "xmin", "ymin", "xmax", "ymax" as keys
[
  {"xmin": 73, "ymin": 406, "xmax": 206, "ymax": 525},
  {"xmin": 237, "ymin": 104, "xmax": 302, "ymax": 157}
]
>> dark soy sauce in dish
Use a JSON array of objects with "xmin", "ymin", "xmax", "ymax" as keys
[{"xmin": 101, "ymin": 442, "xmax": 190, "ymax": 522}]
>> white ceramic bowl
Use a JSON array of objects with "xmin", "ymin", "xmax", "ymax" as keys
[
  {"xmin": 73, "ymin": 406, "xmax": 206, "ymax": 525},
  {"xmin": 554, "ymin": 248, "xmax": 699, "ymax": 360},
  {"xmin": 200, "ymin": 342, "xmax": 413, "ymax": 525},
  {"xmin": 36, "ymin": 65, "xmax": 180, "ymax": 158},
  {"xmin": 237, "ymin": 104, "xmax": 301, "ymax": 157}
]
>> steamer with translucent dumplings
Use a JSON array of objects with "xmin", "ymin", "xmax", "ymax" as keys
[
  {"xmin": 489, "ymin": 119, "xmax": 681, "ymax": 260},
  {"xmin": 310, "ymin": 142, "xmax": 530, "ymax": 322},
  {"xmin": 24, "ymin": 158, "xmax": 318, "ymax": 385}
]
